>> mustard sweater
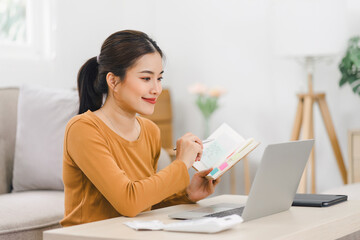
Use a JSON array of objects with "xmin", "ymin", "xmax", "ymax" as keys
[{"xmin": 61, "ymin": 111, "xmax": 192, "ymax": 227}]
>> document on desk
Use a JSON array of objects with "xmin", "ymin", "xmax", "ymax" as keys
[
  {"xmin": 124, "ymin": 220, "xmax": 164, "ymax": 231},
  {"xmin": 124, "ymin": 214, "xmax": 243, "ymax": 233}
]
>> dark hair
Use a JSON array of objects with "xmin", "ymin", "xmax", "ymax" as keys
[{"xmin": 77, "ymin": 30, "xmax": 163, "ymax": 114}]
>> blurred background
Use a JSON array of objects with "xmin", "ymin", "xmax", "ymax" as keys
[{"xmin": 1, "ymin": 0, "xmax": 360, "ymax": 195}]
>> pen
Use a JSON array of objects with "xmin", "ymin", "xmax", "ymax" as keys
[{"xmin": 173, "ymin": 138, "xmax": 214, "ymax": 151}]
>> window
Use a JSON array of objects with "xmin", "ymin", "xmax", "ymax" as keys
[
  {"xmin": 0, "ymin": 0, "xmax": 55, "ymax": 59},
  {"xmin": 0, "ymin": 0, "xmax": 27, "ymax": 44}
]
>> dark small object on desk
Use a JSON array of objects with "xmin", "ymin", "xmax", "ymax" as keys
[{"xmin": 292, "ymin": 194, "xmax": 347, "ymax": 207}]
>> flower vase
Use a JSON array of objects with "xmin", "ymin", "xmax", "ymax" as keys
[{"xmin": 203, "ymin": 115, "xmax": 211, "ymax": 139}]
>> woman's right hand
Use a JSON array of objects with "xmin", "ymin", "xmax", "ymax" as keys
[{"xmin": 175, "ymin": 133, "xmax": 203, "ymax": 169}]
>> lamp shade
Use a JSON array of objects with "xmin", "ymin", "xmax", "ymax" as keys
[{"xmin": 269, "ymin": 0, "xmax": 347, "ymax": 57}]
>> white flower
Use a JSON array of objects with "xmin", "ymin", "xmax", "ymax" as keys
[
  {"xmin": 208, "ymin": 87, "xmax": 226, "ymax": 97},
  {"xmin": 188, "ymin": 83, "xmax": 207, "ymax": 95}
]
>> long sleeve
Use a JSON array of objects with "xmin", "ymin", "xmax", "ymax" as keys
[
  {"xmin": 151, "ymin": 189, "xmax": 195, "ymax": 210},
  {"xmin": 151, "ymin": 151, "xmax": 195, "ymax": 210},
  {"xmin": 61, "ymin": 112, "xmax": 191, "ymax": 226}
]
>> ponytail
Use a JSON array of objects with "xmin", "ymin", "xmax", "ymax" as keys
[{"xmin": 77, "ymin": 57, "xmax": 104, "ymax": 114}]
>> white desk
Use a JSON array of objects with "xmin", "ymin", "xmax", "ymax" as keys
[{"xmin": 44, "ymin": 195, "xmax": 360, "ymax": 240}]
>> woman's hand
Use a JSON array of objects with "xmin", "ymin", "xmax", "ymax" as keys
[
  {"xmin": 186, "ymin": 168, "xmax": 221, "ymax": 202},
  {"xmin": 175, "ymin": 133, "xmax": 203, "ymax": 169}
]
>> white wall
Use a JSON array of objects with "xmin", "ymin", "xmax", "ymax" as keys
[{"xmin": 1, "ymin": 0, "xmax": 360, "ymax": 195}]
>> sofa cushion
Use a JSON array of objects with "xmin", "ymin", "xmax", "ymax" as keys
[
  {"xmin": 12, "ymin": 85, "xmax": 78, "ymax": 192},
  {"xmin": 0, "ymin": 191, "xmax": 64, "ymax": 235}
]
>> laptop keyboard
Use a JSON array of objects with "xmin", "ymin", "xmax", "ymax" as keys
[{"xmin": 204, "ymin": 207, "xmax": 245, "ymax": 218}]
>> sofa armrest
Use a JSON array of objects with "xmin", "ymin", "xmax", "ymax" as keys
[{"xmin": 0, "ymin": 88, "xmax": 19, "ymax": 194}]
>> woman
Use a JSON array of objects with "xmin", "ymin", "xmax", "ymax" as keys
[{"xmin": 61, "ymin": 30, "xmax": 220, "ymax": 227}]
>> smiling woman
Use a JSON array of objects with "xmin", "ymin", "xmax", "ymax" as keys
[{"xmin": 61, "ymin": 30, "xmax": 221, "ymax": 227}]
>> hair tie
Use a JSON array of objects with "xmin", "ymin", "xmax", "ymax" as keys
[{"xmin": 96, "ymin": 55, "xmax": 100, "ymax": 64}]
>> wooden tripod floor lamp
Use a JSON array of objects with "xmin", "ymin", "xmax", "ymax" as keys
[
  {"xmin": 290, "ymin": 57, "xmax": 348, "ymax": 193},
  {"xmin": 270, "ymin": 0, "xmax": 348, "ymax": 194}
]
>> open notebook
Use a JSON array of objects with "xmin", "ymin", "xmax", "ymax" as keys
[{"xmin": 193, "ymin": 123, "xmax": 259, "ymax": 180}]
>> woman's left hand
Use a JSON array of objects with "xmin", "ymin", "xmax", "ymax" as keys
[{"xmin": 186, "ymin": 168, "xmax": 221, "ymax": 202}]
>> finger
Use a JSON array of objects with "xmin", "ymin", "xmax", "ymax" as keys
[
  {"xmin": 193, "ymin": 135, "xmax": 203, "ymax": 149},
  {"xmin": 197, "ymin": 151, "xmax": 203, "ymax": 161},
  {"xmin": 195, "ymin": 146, "xmax": 203, "ymax": 161},
  {"xmin": 184, "ymin": 133, "xmax": 203, "ymax": 148},
  {"xmin": 197, "ymin": 168, "xmax": 213, "ymax": 177},
  {"xmin": 175, "ymin": 138, "xmax": 183, "ymax": 150},
  {"xmin": 195, "ymin": 154, "xmax": 199, "ymax": 162},
  {"xmin": 213, "ymin": 178, "xmax": 221, "ymax": 187},
  {"xmin": 208, "ymin": 178, "xmax": 215, "ymax": 193},
  {"xmin": 195, "ymin": 153, "xmax": 201, "ymax": 162},
  {"xmin": 183, "ymin": 132, "xmax": 192, "ymax": 137},
  {"xmin": 185, "ymin": 132, "xmax": 198, "ymax": 141}
]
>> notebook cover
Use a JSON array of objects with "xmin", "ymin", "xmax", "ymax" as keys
[{"xmin": 292, "ymin": 194, "xmax": 348, "ymax": 207}]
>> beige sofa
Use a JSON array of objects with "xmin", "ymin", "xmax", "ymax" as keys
[
  {"xmin": 0, "ymin": 87, "xmax": 171, "ymax": 240},
  {"xmin": 0, "ymin": 88, "xmax": 64, "ymax": 240}
]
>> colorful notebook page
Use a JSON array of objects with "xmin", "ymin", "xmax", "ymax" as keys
[{"xmin": 219, "ymin": 162, "xmax": 228, "ymax": 171}]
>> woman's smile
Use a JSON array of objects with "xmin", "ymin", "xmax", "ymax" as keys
[{"xmin": 142, "ymin": 97, "xmax": 157, "ymax": 104}]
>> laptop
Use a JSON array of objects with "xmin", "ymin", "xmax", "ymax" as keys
[{"xmin": 169, "ymin": 139, "xmax": 314, "ymax": 221}]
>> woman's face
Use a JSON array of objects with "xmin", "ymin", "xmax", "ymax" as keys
[{"xmin": 112, "ymin": 52, "xmax": 163, "ymax": 116}]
